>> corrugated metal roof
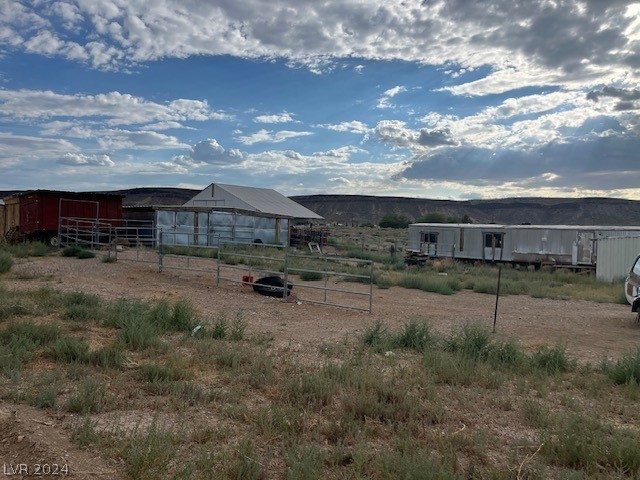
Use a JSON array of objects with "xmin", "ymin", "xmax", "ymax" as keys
[{"xmin": 186, "ymin": 183, "xmax": 323, "ymax": 219}]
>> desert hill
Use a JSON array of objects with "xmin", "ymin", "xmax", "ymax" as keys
[
  {"xmin": 291, "ymin": 195, "xmax": 640, "ymax": 226},
  {"xmin": 2, "ymin": 188, "xmax": 639, "ymax": 226}
]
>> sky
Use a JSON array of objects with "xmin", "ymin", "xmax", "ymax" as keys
[{"xmin": 1, "ymin": 1, "xmax": 639, "ymax": 200}]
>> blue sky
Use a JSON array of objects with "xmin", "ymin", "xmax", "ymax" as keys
[{"xmin": 1, "ymin": 1, "xmax": 639, "ymax": 199}]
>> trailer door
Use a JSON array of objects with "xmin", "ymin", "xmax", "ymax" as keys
[
  {"xmin": 576, "ymin": 231, "xmax": 595, "ymax": 265},
  {"xmin": 483, "ymin": 232, "xmax": 504, "ymax": 262}
]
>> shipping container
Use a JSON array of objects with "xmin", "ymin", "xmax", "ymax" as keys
[
  {"xmin": 2, "ymin": 190, "xmax": 124, "ymax": 244},
  {"xmin": 407, "ymin": 223, "xmax": 640, "ymax": 269}
]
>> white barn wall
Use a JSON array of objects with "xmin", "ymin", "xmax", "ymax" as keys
[{"xmin": 596, "ymin": 236, "xmax": 640, "ymax": 282}]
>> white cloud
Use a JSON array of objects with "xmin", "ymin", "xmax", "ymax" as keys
[
  {"xmin": 0, "ymin": 89, "xmax": 231, "ymax": 126},
  {"xmin": 321, "ymin": 121, "xmax": 370, "ymax": 134},
  {"xmin": 253, "ymin": 112, "xmax": 296, "ymax": 123},
  {"xmin": 96, "ymin": 129, "xmax": 187, "ymax": 150},
  {"xmin": 4, "ymin": 1, "xmax": 636, "ymax": 93},
  {"xmin": 377, "ymin": 85, "xmax": 408, "ymax": 109},
  {"xmin": 58, "ymin": 153, "xmax": 114, "ymax": 167},
  {"xmin": 0, "ymin": 132, "xmax": 78, "ymax": 168},
  {"xmin": 235, "ymin": 129, "xmax": 313, "ymax": 145}
]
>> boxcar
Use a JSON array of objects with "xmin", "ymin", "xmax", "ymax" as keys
[{"xmin": 2, "ymin": 190, "xmax": 123, "ymax": 245}]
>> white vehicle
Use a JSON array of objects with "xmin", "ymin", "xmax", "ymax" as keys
[{"xmin": 624, "ymin": 254, "xmax": 640, "ymax": 322}]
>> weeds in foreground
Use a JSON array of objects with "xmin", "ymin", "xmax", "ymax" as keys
[
  {"xmin": 602, "ymin": 347, "xmax": 640, "ymax": 385},
  {"xmin": 67, "ymin": 378, "xmax": 110, "ymax": 413},
  {"xmin": 0, "ymin": 252, "xmax": 13, "ymax": 274}
]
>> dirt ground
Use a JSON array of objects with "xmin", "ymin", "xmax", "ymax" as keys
[
  {"xmin": 7, "ymin": 252, "xmax": 640, "ymax": 365},
  {"xmin": 2, "ymin": 252, "xmax": 640, "ymax": 478}
]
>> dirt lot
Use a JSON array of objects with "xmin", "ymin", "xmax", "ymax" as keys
[
  {"xmin": 8, "ymin": 252, "xmax": 639, "ymax": 365},
  {"xmin": 2, "ymin": 252, "xmax": 640, "ymax": 479}
]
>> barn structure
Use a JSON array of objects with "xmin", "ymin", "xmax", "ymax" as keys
[
  {"xmin": 156, "ymin": 183, "xmax": 322, "ymax": 246},
  {"xmin": 1, "ymin": 190, "xmax": 124, "ymax": 244},
  {"xmin": 406, "ymin": 223, "xmax": 640, "ymax": 277}
]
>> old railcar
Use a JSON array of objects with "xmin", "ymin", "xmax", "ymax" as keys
[
  {"xmin": 2, "ymin": 190, "xmax": 124, "ymax": 245},
  {"xmin": 406, "ymin": 223, "xmax": 640, "ymax": 269}
]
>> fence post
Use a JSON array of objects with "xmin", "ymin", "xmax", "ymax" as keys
[
  {"xmin": 324, "ymin": 255, "xmax": 328, "ymax": 303},
  {"xmin": 369, "ymin": 260, "xmax": 374, "ymax": 313},
  {"xmin": 114, "ymin": 225, "xmax": 118, "ymax": 262},
  {"xmin": 159, "ymin": 228, "xmax": 164, "ymax": 272},
  {"xmin": 493, "ymin": 265, "xmax": 502, "ymax": 333},
  {"xmin": 216, "ymin": 236, "xmax": 221, "ymax": 287},
  {"xmin": 282, "ymin": 245, "xmax": 289, "ymax": 300}
]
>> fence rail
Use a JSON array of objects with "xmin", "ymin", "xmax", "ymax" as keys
[{"xmin": 58, "ymin": 218, "xmax": 374, "ymax": 312}]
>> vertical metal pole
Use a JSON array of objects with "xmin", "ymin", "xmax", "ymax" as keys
[
  {"xmin": 369, "ymin": 260, "xmax": 374, "ymax": 314},
  {"xmin": 159, "ymin": 227, "xmax": 164, "ymax": 272},
  {"xmin": 216, "ymin": 236, "xmax": 221, "ymax": 287},
  {"xmin": 493, "ymin": 265, "xmax": 502, "ymax": 333},
  {"xmin": 114, "ymin": 225, "xmax": 118, "ymax": 262},
  {"xmin": 282, "ymin": 245, "xmax": 289, "ymax": 300},
  {"xmin": 324, "ymin": 255, "xmax": 328, "ymax": 303},
  {"xmin": 107, "ymin": 227, "xmax": 112, "ymax": 261}
]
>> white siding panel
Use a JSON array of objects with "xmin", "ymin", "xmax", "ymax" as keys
[{"xmin": 596, "ymin": 236, "xmax": 640, "ymax": 282}]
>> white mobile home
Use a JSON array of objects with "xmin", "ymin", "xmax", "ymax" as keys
[{"xmin": 407, "ymin": 223, "xmax": 640, "ymax": 268}]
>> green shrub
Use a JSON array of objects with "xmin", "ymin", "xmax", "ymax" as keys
[
  {"xmin": 1, "ymin": 321, "xmax": 61, "ymax": 346},
  {"xmin": 0, "ymin": 334, "xmax": 36, "ymax": 375},
  {"xmin": 361, "ymin": 319, "xmax": 389, "ymax": 350},
  {"xmin": 141, "ymin": 362, "xmax": 189, "ymax": 383},
  {"xmin": 521, "ymin": 398, "xmax": 551, "ymax": 428},
  {"xmin": 102, "ymin": 298, "xmax": 150, "ymax": 329},
  {"xmin": 124, "ymin": 422, "xmax": 177, "ymax": 480},
  {"xmin": 61, "ymin": 246, "xmax": 94, "ymax": 259},
  {"xmin": 542, "ymin": 413, "xmax": 640, "ymax": 475},
  {"xmin": 118, "ymin": 316, "xmax": 158, "ymax": 351},
  {"xmin": 397, "ymin": 274, "xmax": 460, "ymax": 295},
  {"xmin": 444, "ymin": 323, "xmax": 493, "ymax": 360},
  {"xmin": 286, "ymin": 444, "xmax": 327, "ymax": 480},
  {"xmin": 51, "ymin": 336, "xmax": 90, "ymax": 363},
  {"xmin": 532, "ymin": 344, "xmax": 573, "ymax": 374},
  {"xmin": 487, "ymin": 339, "xmax": 526, "ymax": 369},
  {"xmin": 299, "ymin": 270, "xmax": 324, "ymax": 281},
  {"xmin": 147, "ymin": 300, "xmax": 172, "ymax": 328},
  {"xmin": 0, "ymin": 252, "xmax": 13, "ymax": 274},
  {"xmin": 88, "ymin": 345, "xmax": 126, "ymax": 369},
  {"xmin": 391, "ymin": 318, "xmax": 439, "ymax": 352},
  {"xmin": 63, "ymin": 292, "xmax": 101, "ymax": 321},
  {"xmin": 210, "ymin": 312, "xmax": 229, "ymax": 339},
  {"xmin": 31, "ymin": 385, "xmax": 58, "ymax": 409},
  {"xmin": 230, "ymin": 311, "xmax": 247, "ymax": 341},
  {"xmin": 62, "ymin": 246, "xmax": 83, "ymax": 257},
  {"xmin": 375, "ymin": 274, "xmax": 392, "ymax": 289},
  {"xmin": 67, "ymin": 378, "xmax": 109, "ymax": 413},
  {"xmin": 76, "ymin": 249, "xmax": 95, "ymax": 259},
  {"xmin": 168, "ymin": 299, "xmax": 198, "ymax": 332},
  {"xmin": 602, "ymin": 347, "xmax": 640, "ymax": 385},
  {"xmin": 285, "ymin": 373, "xmax": 337, "ymax": 409},
  {"xmin": 344, "ymin": 379, "xmax": 419, "ymax": 423}
]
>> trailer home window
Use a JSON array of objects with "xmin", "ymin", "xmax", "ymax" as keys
[
  {"xmin": 484, "ymin": 233, "xmax": 504, "ymax": 248},
  {"xmin": 422, "ymin": 232, "xmax": 438, "ymax": 244}
]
